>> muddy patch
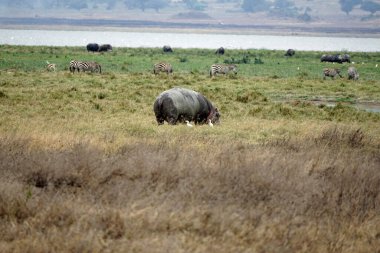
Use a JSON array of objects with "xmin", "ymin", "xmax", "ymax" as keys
[{"xmin": 275, "ymin": 98, "xmax": 380, "ymax": 113}]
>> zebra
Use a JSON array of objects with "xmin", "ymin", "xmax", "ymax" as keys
[
  {"xmin": 46, "ymin": 61, "xmax": 56, "ymax": 72},
  {"xmin": 347, "ymin": 66, "xmax": 359, "ymax": 80},
  {"xmin": 82, "ymin": 61, "xmax": 101, "ymax": 73},
  {"xmin": 323, "ymin": 68, "xmax": 342, "ymax": 79},
  {"xmin": 69, "ymin": 60, "xmax": 81, "ymax": 73},
  {"xmin": 69, "ymin": 60, "xmax": 101, "ymax": 73},
  {"xmin": 153, "ymin": 62, "xmax": 173, "ymax": 75},
  {"xmin": 210, "ymin": 64, "xmax": 237, "ymax": 77}
]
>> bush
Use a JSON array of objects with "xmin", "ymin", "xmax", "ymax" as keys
[
  {"xmin": 224, "ymin": 55, "xmax": 251, "ymax": 64},
  {"xmin": 254, "ymin": 57, "xmax": 264, "ymax": 64}
]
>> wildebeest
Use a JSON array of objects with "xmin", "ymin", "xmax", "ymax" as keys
[
  {"xmin": 163, "ymin": 45, "xmax": 173, "ymax": 53},
  {"xmin": 153, "ymin": 87, "xmax": 220, "ymax": 125},
  {"xmin": 98, "ymin": 44, "xmax": 113, "ymax": 52},
  {"xmin": 215, "ymin": 47, "xmax": 225, "ymax": 55},
  {"xmin": 285, "ymin": 49, "xmax": 295, "ymax": 57},
  {"xmin": 347, "ymin": 66, "xmax": 359, "ymax": 80},
  {"xmin": 321, "ymin": 54, "xmax": 351, "ymax": 64},
  {"xmin": 86, "ymin": 43, "xmax": 99, "ymax": 52},
  {"xmin": 323, "ymin": 68, "xmax": 342, "ymax": 79},
  {"xmin": 340, "ymin": 54, "xmax": 351, "ymax": 63}
]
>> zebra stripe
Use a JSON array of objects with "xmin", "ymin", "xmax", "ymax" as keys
[
  {"xmin": 153, "ymin": 62, "xmax": 173, "ymax": 75},
  {"xmin": 69, "ymin": 60, "xmax": 82, "ymax": 73},
  {"xmin": 84, "ymin": 61, "xmax": 101, "ymax": 73},
  {"xmin": 69, "ymin": 60, "xmax": 101, "ymax": 73},
  {"xmin": 210, "ymin": 64, "xmax": 237, "ymax": 77},
  {"xmin": 323, "ymin": 68, "xmax": 342, "ymax": 79}
]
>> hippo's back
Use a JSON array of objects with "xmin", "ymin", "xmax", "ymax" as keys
[{"xmin": 159, "ymin": 88, "xmax": 200, "ymax": 114}]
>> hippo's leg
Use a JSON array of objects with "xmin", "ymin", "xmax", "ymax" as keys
[
  {"xmin": 156, "ymin": 117, "xmax": 164, "ymax": 125},
  {"xmin": 167, "ymin": 116, "xmax": 177, "ymax": 125}
]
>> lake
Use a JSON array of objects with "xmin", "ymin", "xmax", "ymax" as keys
[{"xmin": 1, "ymin": 29, "xmax": 380, "ymax": 52}]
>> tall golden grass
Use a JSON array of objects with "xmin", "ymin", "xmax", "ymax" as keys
[{"xmin": 0, "ymin": 125, "xmax": 379, "ymax": 252}]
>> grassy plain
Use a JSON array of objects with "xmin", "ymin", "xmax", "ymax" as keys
[{"xmin": 0, "ymin": 45, "xmax": 380, "ymax": 252}]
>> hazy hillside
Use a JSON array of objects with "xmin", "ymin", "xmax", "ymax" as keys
[{"xmin": 0, "ymin": 0, "xmax": 380, "ymax": 36}]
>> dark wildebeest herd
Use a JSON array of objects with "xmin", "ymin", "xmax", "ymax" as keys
[
  {"xmin": 44, "ymin": 45, "xmax": 370, "ymax": 126},
  {"xmin": 320, "ymin": 53, "xmax": 351, "ymax": 64},
  {"xmin": 87, "ymin": 43, "xmax": 113, "ymax": 53}
]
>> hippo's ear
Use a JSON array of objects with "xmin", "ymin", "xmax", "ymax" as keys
[{"xmin": 214, "ymin": 108, "xmax": 220, "ymax": 117}]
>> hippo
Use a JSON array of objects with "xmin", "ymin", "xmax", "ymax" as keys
[
  {"xmin": 86, "ymin": 43, "xmax": 99, "ymax": 52},
  {"xmin": 98, "ymin": 44, "xmax": 113, "ymax": 52},
  {"xmin": 153, "ymin": 87, "xmax": 220, "ymax": 125}
]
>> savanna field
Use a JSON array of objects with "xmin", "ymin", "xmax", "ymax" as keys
[{"xmin": 0, "ymin": 45, "xmax": 380, "ymax": 252}]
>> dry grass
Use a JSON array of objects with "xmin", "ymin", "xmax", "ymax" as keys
[{"xmin": 0, "ymin": 126, "xmax": 379, "ymax": 253}]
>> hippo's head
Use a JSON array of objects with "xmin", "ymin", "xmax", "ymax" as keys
[{"xmin": 208, "ymin": 108, "xmax": 221, "ymax": 124}]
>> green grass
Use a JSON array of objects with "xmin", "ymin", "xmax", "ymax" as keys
[
  {"xmin": 1, "ymin": 45, "xmax": 380, "ymax": 146},
  {"xmin": 1, "ymin": 45, "xmax": 380, "ymax": 78}
]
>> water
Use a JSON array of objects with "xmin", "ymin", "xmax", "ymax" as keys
[
  {"xmin": 301, "ymin": 100, "xmax": 380, "ymax": 113},
  {"xmin": 1, "ymin": 29, "xmax": 380, "ymax": 52}
]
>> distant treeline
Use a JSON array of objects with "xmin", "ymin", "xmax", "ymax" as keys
[
  {"xmin": 1, "ymin": 0, "xmax": 379, "ymax": 17},
  {"xmin": 2, "ymin": 17, "xmax": 380, "ymax": 35}
]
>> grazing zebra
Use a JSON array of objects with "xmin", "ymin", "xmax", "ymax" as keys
[
  {"xmin": 46, "ymin": 61, "xmax": 56, "ymax": 72},
  {"xmin": 347, "ymin": 66, "xmax": 359, "ymax": 80},
  {"xmin": 81, "ymin": 61, "xmax": 101, "ymax": 73},
  {"xmin": 153, "ymin": 62, "xmax": 173, "ymax": 75},
  {"xmin": 69, "ymin": 60, "xmax": 101, "ymax": 73},
  {"xmin": 210, "ymin": 64, "xmax": 237, "ymax": 77},
  {"xmin": 323, "ymin": 68, "xmax": 342, "ymax": 79},
  {"xmin": 69, "ymin": 60, "xmax": 81, "ymax": 73}
]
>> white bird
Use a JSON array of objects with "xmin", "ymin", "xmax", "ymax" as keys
[
  {"xmin": 376, "ymin": 64, "xmax": 378, "ymax": 68},
  {"xmin": 185, "ymin": 120, "xmax": 193, "ymax": 127},
  {"xmin": 352, "ymin": 61, "xmax": 355, "ymax": 64},
  {"xmin": 297, "ymin": 67, "xmax": 300, "ymax": 70},
  {"xmin": 208, "ymin": 119, "xmax": 214, "ymax": 127}
]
